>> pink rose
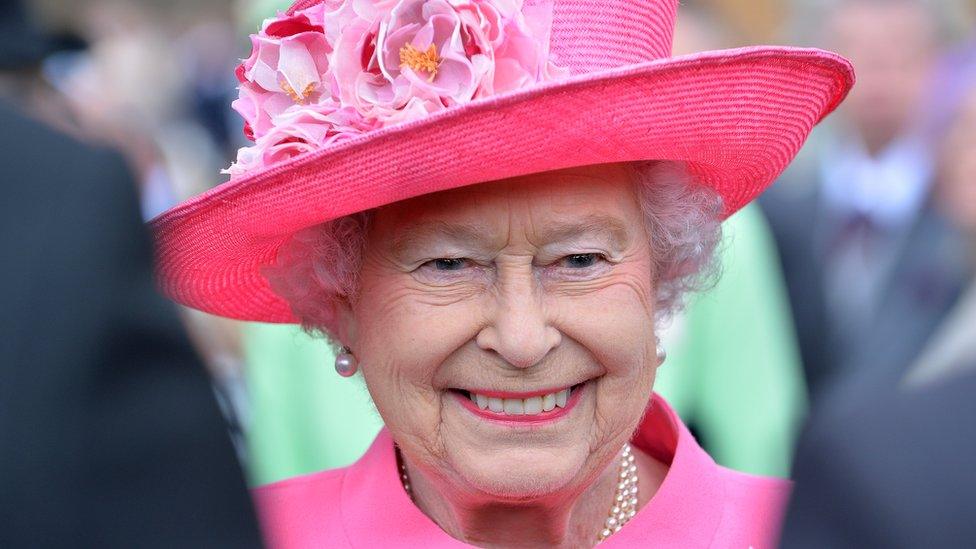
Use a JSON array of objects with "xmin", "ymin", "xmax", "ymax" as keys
[
  {"xmin": 333, "ymin": 0, "xmax": 565, "ymax": 124},
  {"xmin": 225, "ymin": 100, "xmax": 377, "ymax": 177},
  {"xmin": 234, "ymin": 8, "xmax": 334, "ymax": 140},
  {"xmin": 485, "ymin": 0, "xmax": 570, "ymax": 93},
  {"xmin": 232, "ymin": 82, "xmax": 295, "ymax": 141},
  {"xmin": 377, "ymin": 0, "xmax": 489, "ymax": 104},
  {"xmin": 336, "ymin": 0, "xmax": 489, "ymax": 123}
]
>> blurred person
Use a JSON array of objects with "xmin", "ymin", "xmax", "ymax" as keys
[
  {"xmin": 904, "ymin": 82, "xmax": 976, "ymax": 388},
  {"xmin": 927, "ymin": 5, "xmax": 976, "ymax": 148},
  {"xmin": 0, "ymin": 101, "xmax": 264, "ymax": 548},
  {"xmin": 41, "ymin": 0, "xmax": 297, "ymax": 472},
  {"xmin": 50, "ymin": 0, "xmax": 227, "ymax": 213},
  {"xmin": 0, "ymin": 2, "xmax": 262, "ymax": 545},
  {"xmin": 761, "ymin": 0, "xmax": 972, "ymax": 403},
  {"xmin": 781, "ymin": 34, "xmax": 976, "ymax": 549},
  {"xmin": 35, "ymin": 0, "xmax": 260, "ymax": 449},
  {"xmin": 0, "ymin": 0, "xmax": 85, "ymax": 131},
  {"xmin": 780, "ymin": 364, "xmax": 976, "ymax": 548},
  {"xmin": 655, "ymin": 5, "xmax": 809, "ymax": 479},
  {"xmin": 178, "ymin": 17, "xmax": 242, "ymax": 156},
  {"xmin": 150, "ymin": 0, "xmax": 853, "ymax": 546}
]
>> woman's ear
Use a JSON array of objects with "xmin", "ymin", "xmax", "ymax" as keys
[{"xmin": 333, "ymin": 297, "xmax": 359, "ymax": 350}]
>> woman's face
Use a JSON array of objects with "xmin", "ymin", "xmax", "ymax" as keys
[{"xmin": 343, "ymin": 163, "xmax": 659, "ymax": 499}]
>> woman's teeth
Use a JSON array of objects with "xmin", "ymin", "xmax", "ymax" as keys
[{"xmin": 468, "ymin": 388, "xmax": 572, "ymax": 415}]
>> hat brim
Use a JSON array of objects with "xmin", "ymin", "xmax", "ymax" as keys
[{"xmin": 151, "ymin": 45, "xmax": 854, "ymax": 323}]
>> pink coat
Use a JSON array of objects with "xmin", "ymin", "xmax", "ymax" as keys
[{"xmin": 254, "ymin": 395, "xmax": 790, "ymax": 548}]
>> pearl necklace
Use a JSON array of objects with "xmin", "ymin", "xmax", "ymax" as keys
[{"xmin": 396, "ymin": 444, "xmax": 639, "ymax": 544}]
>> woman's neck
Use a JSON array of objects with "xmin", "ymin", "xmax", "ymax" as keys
[{"xmin": 403, "ymin": 447, "xmax": 666, "ymax": 548}]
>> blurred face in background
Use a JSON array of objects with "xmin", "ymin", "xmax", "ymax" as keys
[
  {"xmin": 827, "ymin": 0, "xmax": 938, "ymax": 154},
  {"xmin": 937, "ymin": 86, "xmax": 976, "ymax": 236}
]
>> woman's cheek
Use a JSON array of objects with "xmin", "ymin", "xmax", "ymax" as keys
[
  {"xmin": 554, "ymin": 273, "xmax": 656, "ymax": 357},
  {"xmin": 356, "ymin": 278, "xmax": 487, "ymax": 391},
  {"xmin": 357, "ymin": 282, "xmax": 490, "ymax": 458},
  {"xmin": 551, "ymin": 273, "xmax": 658, "ymax": 433}
]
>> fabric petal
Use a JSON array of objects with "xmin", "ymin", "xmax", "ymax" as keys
[{"xmin": 279, "ymin": 36, "xmax": 322, "ymax": 96}]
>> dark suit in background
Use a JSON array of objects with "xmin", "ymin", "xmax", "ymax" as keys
[
  {"xmin": 0, "ymin": 100, "xmax": 263, "ymax": 547},
  {"xmin": 781, "ymin": 367, "xmax": 976, "ymax": 548},
  {"xmin": 760, "ymin": 148, "xmax": 972, "ymax": 403},
  {"xmin": 766, "ymin": 135, "xmax": 975, "ymax": 547}
]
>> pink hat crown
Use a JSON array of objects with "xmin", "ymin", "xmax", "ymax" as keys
[{"xmin": 227, "ymin": 0, "xmax": 678, "ymax": 177}]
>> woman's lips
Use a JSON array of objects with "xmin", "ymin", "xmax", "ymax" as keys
[{"xmin": 452, "ymin": 382, "xmax": 587, "ymax": 424}]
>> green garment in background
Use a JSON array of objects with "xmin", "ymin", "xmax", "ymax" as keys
[
  {"xmin": 655, "ymin": 204, "xmax": 807, "ymax": 478},
  {"xmin": 242, "ymin": 323, "xmax": 382, "ymax": 486}
]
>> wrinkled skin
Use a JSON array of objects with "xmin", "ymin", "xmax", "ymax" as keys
[{"xmin": 338, "ymin": 163, "xmax": 668, "ymax": 547}]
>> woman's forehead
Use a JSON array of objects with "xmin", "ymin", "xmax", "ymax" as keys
[{"xmin": 374, "ymin": 163, "xmax": 643, "ymax": 235}]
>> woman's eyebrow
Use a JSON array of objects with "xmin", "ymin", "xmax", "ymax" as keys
[
  {"xmin": 391, "ymin": 221, "xmax": 495, "ymax": 255},
  {"xmin": 536, "ymin": 214, "xmax": 632, "ymax": 249}
]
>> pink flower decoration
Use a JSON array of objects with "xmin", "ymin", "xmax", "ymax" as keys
[
  {"xmin": 226, "ymin": 0, "xmax": 567, "ymax": 178},
  {"xmin": 225, "ymin": 100, "xmax": 379, "ymax": 177},
  {"xmin": 234, "ymin": 8, "xmax": 334, "ymax": 140},
  {"xmin": 232, "ymin": 82, "xmax": 295, "ymax": 141}
]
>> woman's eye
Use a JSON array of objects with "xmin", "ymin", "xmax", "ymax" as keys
[
  {"xmin": 425, "ymin": 258, "xmax": 470, "ymax": 271},
  {"xmin": 560, "ymin": 253, "xmax": 604, "ymax": 269}
]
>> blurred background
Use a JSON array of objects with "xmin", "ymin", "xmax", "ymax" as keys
[{"xmin": 4, "ymin": 0, "xmax": 974, "ymax": 487}]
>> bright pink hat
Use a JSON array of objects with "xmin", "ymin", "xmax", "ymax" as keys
[{"xmin": 152, "ymin": 0, "xmax": 854, "ymax": 323}]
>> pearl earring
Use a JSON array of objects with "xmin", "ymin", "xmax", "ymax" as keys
[
  {"xmin": 334, "ymin": 346, "xmax": 358, "ymax": 377},
  {"xmin": 656, "ymin": 338, "xmax": 667, "ymax": 364}
]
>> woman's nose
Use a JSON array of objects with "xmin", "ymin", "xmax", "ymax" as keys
[{"xmin": 475, "ymin": 271, "xmax": 561, "ymax": 369}]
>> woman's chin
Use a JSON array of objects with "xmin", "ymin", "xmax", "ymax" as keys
[{"xmin": 448, "ymin": 445, "xmax": 590, "ymax": 500}]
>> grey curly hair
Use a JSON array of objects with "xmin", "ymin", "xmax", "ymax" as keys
[{"xmin": 264, "ymin": 161, "xmax": 724, "ymax": 342}]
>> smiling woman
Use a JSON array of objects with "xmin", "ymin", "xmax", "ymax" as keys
[
  {"xmin": 261, "ymin": 160, "xmax": 723, "ymax": 545},
  {"xmin": 150, "ymin": 0, "xmax": 854, "ymax": 546}
]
